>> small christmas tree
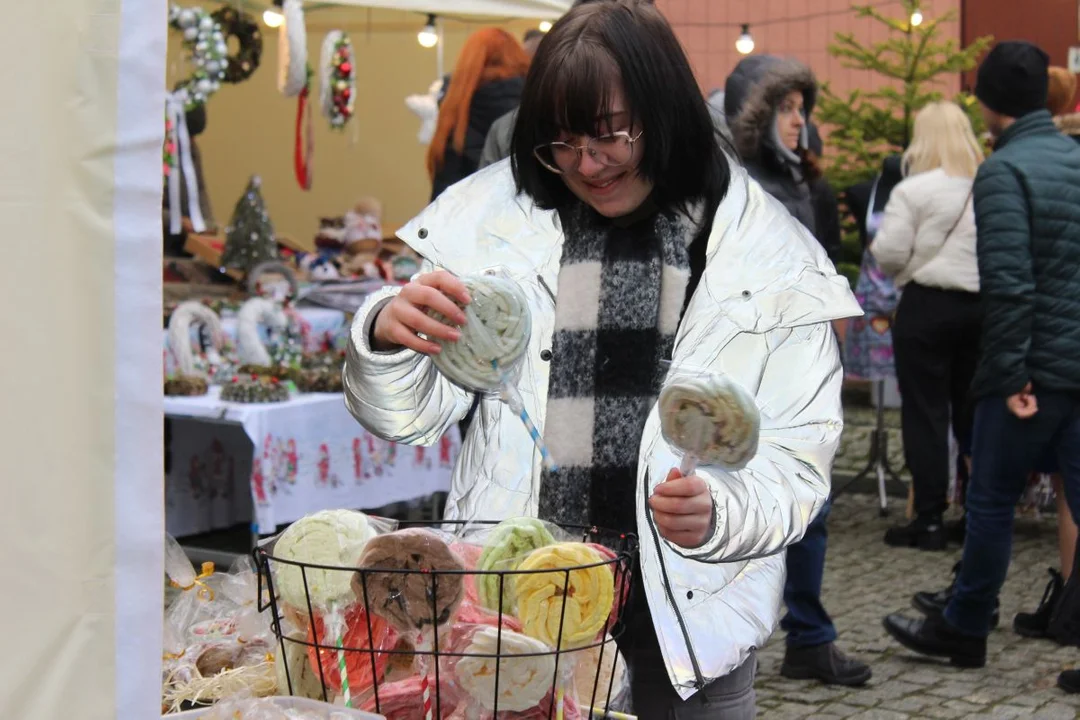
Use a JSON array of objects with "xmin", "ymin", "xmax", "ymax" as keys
[
  {"xmin": 221, "ymin": 176, "xmax": 279, "ymax": 273},
  {"xmin": 816, "ymin": 0, "xmax": 992, "ymax": 282}
]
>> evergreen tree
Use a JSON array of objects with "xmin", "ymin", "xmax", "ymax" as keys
[
  {"xmin": 221, "ymin": 176, "xmax": 278, "ymax": 273},
  {"xmin": 816, "ymin": 0, "xmax": 992, "ymax": 282}
]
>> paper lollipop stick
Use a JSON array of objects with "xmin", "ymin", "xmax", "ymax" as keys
[{"xmin": 330, "ymin": 610, "xmax": 352, "ymax": 708}]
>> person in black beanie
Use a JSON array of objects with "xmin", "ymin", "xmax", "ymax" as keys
[{"xmin": 882, "ymin": 41, "xmax": 1080, "ymax": 687}]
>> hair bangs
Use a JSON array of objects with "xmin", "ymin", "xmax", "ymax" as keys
[{"xmin": 546, "ymin": 44, "xmax": 625, "ymax": 140}]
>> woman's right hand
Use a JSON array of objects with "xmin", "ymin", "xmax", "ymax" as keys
[{"xmin": 371, "ymin": 271, "xmax": 471, "ymax": 355}]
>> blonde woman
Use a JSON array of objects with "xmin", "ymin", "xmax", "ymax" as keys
[{"xmin": 871, "ymin": 101, "xmax": 983, "ymax": 551}]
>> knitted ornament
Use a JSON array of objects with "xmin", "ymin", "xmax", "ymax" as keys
[
  {"xmin": 476, "ymin": 518, "xmax": 555, "ymax": 614},
  {"xmin": 220, "ymin": 374, "xmax": 290, "ymax": 403},
  {"xmin": 306, "ymin": 603, "xmax": 394, "ymax": 696},
  {"xmin": 454, "ymin": 627, "xmax": 556, "ymax": 712},
  {"xmin": 354, "ymin": 529, "xmax": 465, "ymax": 634},
  {"xmin": 658, "ymin": 375, "xmax": 760, "ymax": 471},
  {"xmin": 319, "ymin": 30, "xmax": 355, "ymax": 129},
  {"xmin": 427, "ymin": 276, "xmax": 531, "ymax": 392},
  {"xmin": 514, "ymin": 544, "xmax": 614, "ymax": 650},
  {"xmin": 272, "ymin": 509, "xmax": 376, "ymax": 610},
  {"xmin": 277, "ymin": 0, "xmax": 307, "ymax": 98}
]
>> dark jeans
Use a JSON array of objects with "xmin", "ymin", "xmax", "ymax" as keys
[
  {"xmin": 892, "ymin": 283, "xmax": 981, "ymax": 518},
  {"xmin": 945, "ymin": 393, "xmax": 1080, "ymax": 636},
  {"xmin": 619, "ymin": 567, "xmax": 757, "ymax": 718},
  {"xmin": 781, "ymin": 501, "xmax": 838, "ymax": 648}
]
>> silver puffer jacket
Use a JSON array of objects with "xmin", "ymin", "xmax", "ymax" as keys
[{"xmin": 344, "ymin": 162, "xmax": 861, "ymax": 700}]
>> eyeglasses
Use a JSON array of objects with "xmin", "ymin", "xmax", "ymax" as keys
[{"xmin": 533, "ymin": 130, "xmax": 643, "ymax": 174}]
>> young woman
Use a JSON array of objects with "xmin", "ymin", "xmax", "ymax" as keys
[
  {"xmin": 428, "ymin": 28, "xmax": 529, "ymax": 200},
  {"xmin": 870, "ymin": 101, "xmax": 983, "ymax": 550},
  {"xmin": 345, "ymin": 2, "xmax": 860, "ymax": 716},
  {"xmin": 725, "ymin": 54, "xmax": 871, "ymax": 688}
]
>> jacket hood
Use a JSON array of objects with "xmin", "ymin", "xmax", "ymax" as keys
[{"xmin": 724, "ymin": 56, "xmax": 817, "ymax": 162}]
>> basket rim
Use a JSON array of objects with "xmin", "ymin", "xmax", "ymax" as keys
[{"xmin": 254, "ymin": 520, "xmax": 639, "ymax": 575}]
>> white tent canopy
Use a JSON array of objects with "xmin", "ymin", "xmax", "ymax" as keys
[{"xmin": 317, "ymin": 0, "xmax": 572, "ymax": 19}]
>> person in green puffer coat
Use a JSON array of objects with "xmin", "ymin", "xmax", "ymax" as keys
[{"xmin": 883, "ymin": 40, "xmax": 1080, "ymax": 679}]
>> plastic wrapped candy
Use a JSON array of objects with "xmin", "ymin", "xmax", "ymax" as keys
[
  {"xmin": 271, "ymin": 510, "xmax": 384, "ymax": 612},
  {"xmin": 306, "ymin": 603, "xmax": 396, "ymax": 698},
  {"xmin": 658, "ymin": 363, "xmax": 760, "ymax": 474},
  {"xmin": 354, "ymin": 528, "xmax": 466, "ymax": 635},
  {"xmin": 514, "ymin": 543, "xmax": 614, "ymax": 650},
  {"xmin": 475, "ymin": 518, "xmax": 556, "ymax": 614},
  {"xmin": 447, "ymin": 626, "xmax": 557, "ymax": 713}
]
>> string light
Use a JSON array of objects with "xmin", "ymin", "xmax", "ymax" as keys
[
  {"xmin": 262, "ymin": 8, "xmax": 283, "ymax": 27},
  {"xmin": 736, "ymin": 24, "xmax": 755, "ymax": 55},
  {"xmin": 418, "ymin": 13, "xmax": 439, "ymax": 48},
  {"xmin": 910, "ymin": 7, "xmax": 924, "ymax": 26},
  {"xmin": 539, "ymin": 20, "xmax": 553, "ymax": 33}
]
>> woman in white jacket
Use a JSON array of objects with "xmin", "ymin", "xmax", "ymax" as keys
[
  {"xmin": 870, "ymin": 101, "xmax": 983, "ymax": 550},
  {"xmin": 344, "ymin": 2, "xmax": 860, "ymax": 716}
]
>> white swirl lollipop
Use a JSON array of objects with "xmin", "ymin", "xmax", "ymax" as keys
[
  {"xmin": 427, "ymin": 275, "xmax": 531, "ymax": 392},
  {"xmin": 272, "ymin": 509, "xmax": 376, "ymax": 611},
  {"xmin": 658, "ymin": 375, "xmax": 760, "ymax": 473},
  {"xmin": 427, "ymin": 274, "xmax": 557, "ymax": 469},
  {"xmin": 455, "ymin": 626, "xmax": 556, "ymax": 712}
]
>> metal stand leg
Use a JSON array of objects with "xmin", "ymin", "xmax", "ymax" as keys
[{"xmin": 834, "ymin": 380, "xmax": 905, "ymax": 516}]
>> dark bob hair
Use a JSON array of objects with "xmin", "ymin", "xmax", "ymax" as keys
[{"xmin": 510, "ymin": 0, "xmax": 729, "ymax": 218}]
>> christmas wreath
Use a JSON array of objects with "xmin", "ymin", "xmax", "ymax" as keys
[
  {"xmin": 169, "ymin": 4, "xmax": 228, "ymax": 109},
  {"xmin": 210, "ymin": 7, "xmax": 262, "ymax": 84},
  {"xmin": 320, "ymin": 31, "xmax": 355, "ymax": 129}
]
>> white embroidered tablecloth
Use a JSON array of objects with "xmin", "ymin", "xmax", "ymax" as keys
[{"xmin": 165, "ymin": 387, "xmax": 459, "ymax": 535}]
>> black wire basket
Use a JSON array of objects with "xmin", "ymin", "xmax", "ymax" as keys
[{"xmin": 255, "ymin": 520, "xmax": 638, "ymax": 719}]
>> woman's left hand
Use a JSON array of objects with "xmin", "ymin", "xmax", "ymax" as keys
[{"xmin": 648, "ymin": 468, "xmax": 715, "ymax": 549}]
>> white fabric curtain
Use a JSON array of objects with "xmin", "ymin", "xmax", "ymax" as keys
[{"xmin": 0, "ymin": 0, "xmax": 165, "ymax": 717}]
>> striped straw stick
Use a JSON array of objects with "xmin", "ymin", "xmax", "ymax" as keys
[
  {"xmin": 493, "ymin": 361, "xmax": 558, "ymax": 471},
  {"xmin": 336, "ymin": 631, "xmax": 351, "ymax": 707},
  {"xmin": 421, "ymin": 673, "xmax": 432, "ymax": 719},
  {"xmin": 555, "ymin": 687, "xmax": 565, "ymax": 720}
]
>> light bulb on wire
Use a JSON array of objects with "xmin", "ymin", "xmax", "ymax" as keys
[
  {"xmin": 263, "ymin": 8, "xmax": 283, "ymax": 27},
  {"xmin": 539, "ymin": 21, "xmax": 553, "ymax": 33},
  {"xmin": 418, "ymin": 14, "xmax": 439, "ymax": 48},
  {"xmin": 736, "ymin": 24, "xmax": 755, "ymax": 55},
  {"xmin": 910, "ymin": 8, "xmax": 924, "ymax": 26}
]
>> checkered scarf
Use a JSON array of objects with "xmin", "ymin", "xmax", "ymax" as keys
[{"xmin": 537, "ymin": 204, "xmax": 693, "ymax": 529}]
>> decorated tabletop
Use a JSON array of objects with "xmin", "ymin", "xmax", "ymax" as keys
[{"xmin": 166, "ymin": 387, "xmax": 460, "ymax": 536}]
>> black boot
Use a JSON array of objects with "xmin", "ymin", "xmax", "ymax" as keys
[
  {"xmin": 1014, "ymin": 568, "xmax": 1064, "ymax": 638},
  {"xmin": 884, "ymin": 514, "xmax": 947, "ymax": 550},
  {"xmin": 883, "ymin": 613, "xmax": 986, "ymax": 668},
  {"xmin": 912, "ymin": 561, "xmax": 1000, "ymax": 629},
  {"xmin": 1058, "ymin": 669, "xmax": 1080, "ymax": 693},
  {"xmin": 780, "ymin": 643, "xmax": 872, "ymax": 687}
]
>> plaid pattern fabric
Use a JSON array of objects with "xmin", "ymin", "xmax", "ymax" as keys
[{"xmin": 537, "ymin": 205, "xmax": 692, "ymax": 530}]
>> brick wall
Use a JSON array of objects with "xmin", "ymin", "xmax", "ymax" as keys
[{"xmin": 656, "ymin": 0, "xmax": 961, "ymax": 102}]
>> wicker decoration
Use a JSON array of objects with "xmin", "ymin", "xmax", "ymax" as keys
[
  {"xmin": 165, "ymin": 376, "xmax": 210, "ymax": 397},
  {"xmin": 221, "ymin": 375, "xmax": 290, "ymax": 403}
]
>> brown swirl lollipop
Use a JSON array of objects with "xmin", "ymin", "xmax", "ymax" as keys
[{"xmin": 354, "ymin": 529, "xmax": 466, "ymax": 635}]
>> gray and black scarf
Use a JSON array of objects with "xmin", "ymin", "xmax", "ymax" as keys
[{"xmin": 536, "ymin": 203, "xmax": 694, "ymax": 530}]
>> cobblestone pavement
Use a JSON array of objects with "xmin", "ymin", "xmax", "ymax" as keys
[{"xmin": 755, "ymin": 494, "xmax": 1080, "ymax": 719}]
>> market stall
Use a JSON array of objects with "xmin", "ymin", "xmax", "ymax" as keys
[{"xmin": 165, "ymin": 387, "xmax": 460, "ymax": 537}]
